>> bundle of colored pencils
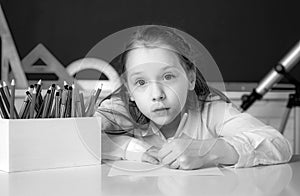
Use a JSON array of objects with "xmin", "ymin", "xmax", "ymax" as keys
[{"xmin": 0, "ymin": 80, "xmax": 103, "ymax": 119}]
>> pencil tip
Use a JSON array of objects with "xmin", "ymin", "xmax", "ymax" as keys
[
  {"xmin": 3, "ymin": 81, "xmax": 7, "ymax": 86},
  {"xmin": 38, "ymin": 79, "xmax": 42, "ymax": 84},
  {"xmin": 95, "ymin": 83, "xmax": 103, "ymax": 90},
  {"xmin": 11, "ymin": 79, "xmax": 15, "ymax": 85}
]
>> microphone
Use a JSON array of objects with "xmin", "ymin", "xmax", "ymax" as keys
[{"xmin": 240, "ymin": 40, "xmax": 300, "ymax": 111}]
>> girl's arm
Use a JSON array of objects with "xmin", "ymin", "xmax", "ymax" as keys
[
  {"xmin": 102, "ymin": 133, "xmax": 151, "ymax": 161},
  {"xmin": 158, "ymin": 101, "xmax": 291, "ymax": 169},
  {"xmin": 158, "ymin": 137, "xmax": 239, "ymax": 169},
  {"xmin": 209, "ymin": 101, "xmax": 292, "ymax": 167},
  {"xmin": 96, "ymin": 96, "xmax": 155, "ymax": 162}
]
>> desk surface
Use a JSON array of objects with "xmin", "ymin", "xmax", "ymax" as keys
[{"xmin": 1, "ymin": 156, "xmax": 300, "ymax": 196}]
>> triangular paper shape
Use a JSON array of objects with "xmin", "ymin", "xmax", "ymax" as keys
[
  {"xmin": 0, "ymin": 4, "xmax": 28, "ymax": 88},
  {"xmin": 22, "ymin": 43, "xmax": 75, "ymax": 89}
]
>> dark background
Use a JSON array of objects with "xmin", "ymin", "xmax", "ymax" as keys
[{"xmin": 1, "ymin": 0, "xmax": 299, "ymax": 84}]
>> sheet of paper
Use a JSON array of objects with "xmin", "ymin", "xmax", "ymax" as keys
[{"xmin": 107, "ymin": 161, "xmax": 223, "ymax": 176}]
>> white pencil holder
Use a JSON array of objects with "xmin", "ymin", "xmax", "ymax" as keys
[{"xmin": 0, "ymin": 117, "xmax": 101, "ymax": 172}]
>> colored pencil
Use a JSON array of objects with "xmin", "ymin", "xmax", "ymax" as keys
[
  {"xmin": 29, "ymin": 88, "xmax": 37, "ymax": 118},
  {"xmin": 42, "ymin": 89, "xmax": 51, "ymax": 118},
  {"xmin": 9, "ymin": 80, "xmax": 15, "ymax": 119},
  {"xmin": 60, "ymin": 89, "xmax": 68, "ymax": 118},
  {"xmin": 55, "ymin": 91, "xmax": 61, "ymax": 118},
  {"xmin": 0, "ymin": 95, "xmax": 9, "ymax": 118},
  {"xmin": 71, "ymin": 84, "xmax": 76, "ymax": 117},
  {"xmin": 19, "ymin": 95, "xmax": 30, "ymax": 119},
  {"xmin": 0, "ymin": 83, "xmax": 10, "ymax": 118},
  {"xmin": 94, "ymin": 83, "xmax": 103, "ymax": 104},
  {"xmin": 79, "ymin": 92, "xmax": 85, "ymax": 117}
]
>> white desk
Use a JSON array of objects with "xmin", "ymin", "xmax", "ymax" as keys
[{"xmin": 0, "ymin": 156, "xmax": 300, "ymax": 196}]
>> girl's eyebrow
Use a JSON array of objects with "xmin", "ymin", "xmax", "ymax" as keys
[
  {"xmin": 162, "ymin": 65, "xmax": 181, "ymax": 72},
  {"xmin": 129, "ymin": 66, "xmax": 178, "ymax": 77},
  {"xmin": 162, "ymin": 65, "xmax": 177, "ymax": 70},
  {"xmin": 129, "ymin": 72, "xmax": 143, "ymax": 78}
]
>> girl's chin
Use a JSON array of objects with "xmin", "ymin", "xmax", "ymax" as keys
[{"xmin": 150, "ymin": 116, "xmax": 175, "ymax": 126}]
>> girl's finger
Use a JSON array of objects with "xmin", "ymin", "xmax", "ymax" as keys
[
  {"xmin": 161, "ymin": 151, "xmax": 182, "ymax": 165},
  {"xmin": 146, "ymin": 147, "xmax": 159, "ymax": 159},
  {"xmin": 141, "ymin": 153, "xmax": 159, "ymax": 165},
  {"xmin": 169, "ymin": 159, "xmax": 180, "ymax": 169},
  {"xmin": 173, "ymin": 113, "xmax": 188, "ymax": 138},
  {"xmin": 157, "ymin": 143, "xmax": 173, "ymax": 159}
]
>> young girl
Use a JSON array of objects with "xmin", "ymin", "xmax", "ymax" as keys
[{"xmin": 97, "ymin": 25, "xmax": 292, "ymax": 169}]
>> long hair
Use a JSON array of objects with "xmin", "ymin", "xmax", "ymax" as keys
[{"xmin": 99, "ymin": 25, "xmax": 230, "ymax": 131}]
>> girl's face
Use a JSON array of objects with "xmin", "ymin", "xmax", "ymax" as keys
[{"xmin": 125, "ymin": 47, "xmax": 195, "ymax": 126}]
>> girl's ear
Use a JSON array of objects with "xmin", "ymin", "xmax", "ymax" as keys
[{"xmin": 188, "ymin": 70, "xmax": 196, "ymax": 90}]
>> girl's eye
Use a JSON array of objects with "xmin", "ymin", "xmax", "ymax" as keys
[
  {"xmin": 135, "ymin": 79, "xmax": 146, "ymax": 86},
  {"xmin": 164, "ymin": 74, "xmax": 175, "ymax": 80}
]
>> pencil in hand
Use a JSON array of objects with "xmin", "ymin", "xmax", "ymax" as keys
[{"xmin": 173, "ymin": 113, "xmax": 188, "ymax": 139}]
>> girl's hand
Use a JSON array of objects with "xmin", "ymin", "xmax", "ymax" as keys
[
  {"xmin": 158, "ymin": 138, "xmax": 238, "ymax": 170},
  {"xmin": 141, "ymin": 146, "xmax": 160, "ymax": 165},
  {"xmin": 157, "ymin": 138, "xmax": 216, "ymax": 169}
]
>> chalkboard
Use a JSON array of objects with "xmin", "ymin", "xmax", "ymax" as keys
[{"xmin": 1, "ymin": 0, "xmax": 300, "ymax": 84}]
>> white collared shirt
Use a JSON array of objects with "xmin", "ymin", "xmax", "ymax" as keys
[{"xmin": 97, "ymin": 96, "xmax": 292, "ymax": 168}]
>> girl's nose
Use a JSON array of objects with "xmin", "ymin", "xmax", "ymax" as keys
[{"xmin": 151, "ymin": 82, "xmax": 166, "ymax": 102}]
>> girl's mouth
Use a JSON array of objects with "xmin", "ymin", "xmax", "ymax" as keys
[{"xmin": 152, "ymin": 107, "xmax": 170, "ymax": 115}]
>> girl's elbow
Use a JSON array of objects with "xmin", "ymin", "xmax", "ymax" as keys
[{"xmin": 275, "ymin": 137, "xmax": 293, "ymax": 163}]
